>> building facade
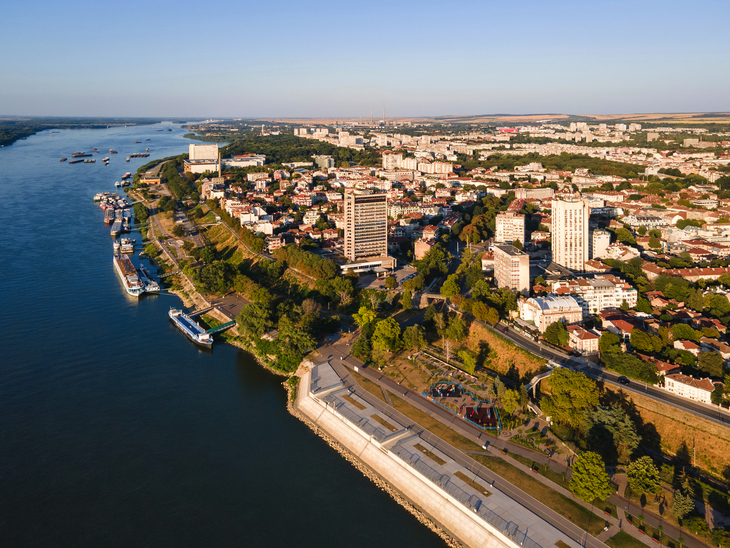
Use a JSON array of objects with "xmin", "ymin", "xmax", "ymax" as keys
[
  {"xmin": 590, "ymin": 229, "xmax": 611, "ymax": 260},
  {"xmin": 519, "ymin": 295, "xmax": 584, "ymax": 332},
  {"xmin": 552, "ymin": 275, "xmax": 637, "ymax": 315},
  {"xmin": 552, "ymin": 196, "xmax": 590, "ymax": 270},
  {"xmin": 493, "ymin": 244, "xmax": 530, "ymax": 294},
  {"xmin": 664, "ymin": 374, "xmax": 717, "ymax": 404},
  {"xmin": 495, "ymin": 212, "xmax": 526, "ymax": 245},
  {"xmin": 344, "ymin": 190, "xmax": 388, "ymax": 261}
]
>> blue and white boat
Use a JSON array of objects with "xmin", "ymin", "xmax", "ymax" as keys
[{"xmin": 168, "ymin": 308, "xmax": 213, "ymax": 348}]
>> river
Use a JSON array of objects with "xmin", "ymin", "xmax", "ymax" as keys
[{"xmin": 0, "ymin": 123, "xmax": 444, "ymax": 547}]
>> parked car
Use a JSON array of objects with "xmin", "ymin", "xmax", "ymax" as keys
[{"xmin": 617, "ymin": 376, "xmax": 630, "ymax": 385}]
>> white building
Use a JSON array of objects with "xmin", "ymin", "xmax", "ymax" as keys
[
  {"xmin": 552, "ymin": 274, "xmax": 637, "ymax": 315},
  {"xmin": 590, "ymin": 229, "xmax": 611, "ymax": 260},
  {"xmin": 664, "ymin": 374, "xmax": 718, "ymax": 404},
  {"xmin": 189, "ymin": 144, "xmax": 218, "ymax": 160},
  {"xmin": 493, "ymin": 244, "xmax": 530, "ymax": 294},
  {"xmin": 519, "ymin": 295, "xmax": 584, "ymax": 332},
  {"xmin": 552, "ymin": 196, "xmax": 590, "ymax": 270},
  {"xmin": 495, "ymin": 212, "xmax": 526, "ymax": 245}
]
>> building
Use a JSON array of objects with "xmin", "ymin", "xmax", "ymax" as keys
[
  {"xmin": 519, "ymin": 295, "xmax": 584, "ymax": 332},
  {"xmin": 552, "ymin": 275, "xmax": 637, "ymax": 315},
  {"xmin": 495, "ymin": 212, "xmax": 526, "ymax": 245},
  {"xmin": 414, "ymin": 238, "xmax": 436, "ymax": 260},
  {"xmin": 552, "ymin": 195, "xmax": 589, "ymax": 270},
  {"xmin": 313, "ymin": 155, "xmax": 335, "ymax": 169},
  {"xmin": 664, "ymin": 374, "xmax": 718, "ymax": 404},
  {"xmin": 189, "ymin": 144, "xmax": 218, "ymax": 160},
  {"xmin": 590, "ymin": 229, "xmax": 611, "ymax": 260},
  {"xmin": 567, "ymin": 325, "xmax": 600, "ymax": 355},
  {"xmin": 344, "ymin": 190, "xmax": 388, "ymax": 261},
  {"xmin": 493, "ymin": 244, "xmax": 530, "ymax": 294}
]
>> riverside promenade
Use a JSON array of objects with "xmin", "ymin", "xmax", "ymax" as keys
[{"xmin": 295, "ymin": 361, "xmax": 585, "ymax": 548}]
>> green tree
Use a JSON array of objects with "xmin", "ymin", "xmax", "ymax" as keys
[
  {"xmin": 440, "ymin": 274, "xmax": 460, "ymax": 298},
  {"xmin": 512, "ymin": 239, "xmax": 523, "ymax": 251},
  {"xmin": 353, "ymin": 306, "xmax": 377, "ymax": 327},
  {"xmin": 486, "ymin": 307, "xmax": 500, "ymax": 326},
  {"xmin": 541, "ymin": 369, "xmax": 598, "ymax": 430},
  {"xmin": 444, "ymin": 315, "xmax": 467, "ymax": 342},
  {"xmin": 172, "ymin": 224, "xmax": 186, "ymax": 237},
  {"xmin": 502, "ymin": 388, "xmax": 521, "ymax": 415},
  {"xmin": 331, "ymin": 276, "xmax": 354, "ymax": 306},
  {"xmin": 648, "ymin": 234, "xmax": 661, "ymax": 249},
  {"xmin": 698, "ymin": 351, "xmax": 725, "ymax": 378},
  {"xmin": 638, "ymin": 226, "xmax": 647, "ymax": 236},
  {"xmin": 599, "ymin": 332, "xmax": 622, "ymax": 356},
  {"xmin": 403, "ymin": 325, "xmax": 426, "ymax": 352},
  {"xmin": 570, "ymin": 452, "xmax": 613, "ymax": 502},
  {"xmin": 352, "ymin": 337, "xmax": 371, "ymax": 361},
  {"xmin": 635, "ymin": 297, "xmax": 653, "ymax": 314},
  {"xmin": 199, "ymin": 246, "xmax": 216, "ymax": 264},
  {"xmin": 630, "ymin": 330, "xmax": 664, "ymax": 354},
  {"xmin": 401, "ymin": 289, "xmax": 413, "ymax": 311},
  {"xmin": 544, "ymin": 321, "xmax": 569, "ymax": 347},
  {"xmin": 626, "ymin": 456, "xmax": 661, "ymax": 496},
  {"xmin": 372, "ymin": 318, "xmax": 402, "ymax": 352},
  {"xmin": 458, "ymin": 349, "xmax": 477, "ymax": 374},
  {"xmin": 584, "ymin": 406, "xmax": 640, "ymax": 463},
  {"xmin": 236, "ymin": 302, "xmax": 274, "ymax": 339},
  {"xmin": 519, "ymin": 384, "xmax": 529, "ymax": 410},
  {"xmin": 672, "ymin": 324, "xmax": 700, "ymax": 342},
  {"xmin": 384, "ymin": 276, "xmax": 397, "ymax": 289},
  {"xmin": 615, "ymin": 228, "xmax": 636, "ymax": 245},
  {"xmin": 671, "ymin": 478, "xmax": 695, "ymax": 520}
]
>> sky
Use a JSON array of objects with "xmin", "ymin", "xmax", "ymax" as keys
[{"xmin": 2, "ymin": 0, "xmax": 729, "ymax": 118}]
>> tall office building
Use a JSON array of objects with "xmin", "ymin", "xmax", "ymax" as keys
[
  {"xmin": 495, "ymin": 212, "xmax": 526, "ymax": 244},
  {"xmin": 552, "ymin": 195, "xmax": 589, "ymax": 270},
  {"xmin": 344, "ymin": 190, "xmax": 388, "ymax": 261}
]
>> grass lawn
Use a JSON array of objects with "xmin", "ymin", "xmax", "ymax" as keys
[
  {"xmin": 626, "ymin": 515, "xmax": 682, "ymax": 548},
  {"xmin": 606, "ymin": 531, "xmax": 649, "ymax": 548},
  {"xmin": 388, "ymin": 394, "xmax": 481, "ymax": 452},
  {"xmin": 455, "ymin": 471, "xmax": 492, "ymax": 497},
  {"xmin": 473, "ymin": 455, "xmax": 606, "ymax": 536},
  {"xmin": 350, "ymin": 370, "xmax": 387, "ymax": 404},
  {"xmin": 414, "ymin": 443, "xmax": 447, "ymax": 466},
  {"xmin": 371, "ymin": 414, "xmax": 399, "ymax": 432}
]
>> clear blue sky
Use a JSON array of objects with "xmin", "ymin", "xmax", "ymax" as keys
[{"xmin": 2, "ymin": 0, "xmax": 728, "ymax": 118}]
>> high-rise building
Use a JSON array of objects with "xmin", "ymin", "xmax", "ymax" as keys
[
  {"xmin": 344, "ymin": 190, "xmax": 388, "ymax": 261},
  {"xmin": 495, "ymin": 212, "xmax": 525, "ymax": 245},
  {"xmin": 590, "ymin": 229, "xmax": 611, "ymax": 260},
  {"xmin": 552, "ymin": 195, "xmax": 589, "ymax": 270},
  {"xmin": 493, "ymin": 244, "xmax": 530, "ymax": 295}
]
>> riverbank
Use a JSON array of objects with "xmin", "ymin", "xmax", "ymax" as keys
[{"xmin": 287, "ymin": 361, "xmax": 461, "ymax": 548}]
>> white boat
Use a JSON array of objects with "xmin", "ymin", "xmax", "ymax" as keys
[
  {"xmin": 169, "ymin": 308, "xmax": 213, "ymax": 348},
  {"xmin": 113, "ymin": 240, "xmax": 121, "ymax": 253},
  {"xmin": 114, "ymin": 254, "xmax": 145, "ymax": 297},
  {"xmin": 120, "ymin": 238, "xmax": 135, "ymax": 254},
  {"xmin": 137, "ymin": 266, "xmax": 160, "ymax": 293}
]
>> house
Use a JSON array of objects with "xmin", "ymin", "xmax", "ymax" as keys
[
  {"xmin": 519, "ymin": 295, "xmax": 584, "ymax": 333},
  {"xmin": 673, "ymin": 339, "xmax": 701, "ymax": 356},
  {"xmin": 637, "ymin": 354, "xmax": 680, "ymax": 376},
  {"xmin": 700, "ymin": 337, "xmax": 730, "ymax": 360},
  {"xmin": 664, "ymin": 374, "xmax": 719, "ymax": 404},
  {"xmin": 567, "ymin": 325, "xmax": 600, "ymax": 355}
]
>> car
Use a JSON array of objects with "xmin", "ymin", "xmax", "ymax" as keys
[{"xmin": 617, "ymin": 376, "xmax": 630, "ymax": 385}]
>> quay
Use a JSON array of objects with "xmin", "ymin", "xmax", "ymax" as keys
[{"xmin": 294, "ymin": 362, "xmax": 586, "ymax": 548}]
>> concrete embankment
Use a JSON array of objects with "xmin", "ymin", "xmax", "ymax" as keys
[{"xmin": 293, "ymin": 363, "xmax": 540, "ymax": 548}]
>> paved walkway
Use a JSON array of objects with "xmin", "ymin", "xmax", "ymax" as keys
[{"xmin": 319, "ymin": 337, "xmax": 715, "ymax": 548}]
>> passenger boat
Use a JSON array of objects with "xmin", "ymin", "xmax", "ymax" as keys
[
  {"xmin": 114, "ymin": 254, "xmax": 145, "ymax": 297},
  {"xmin": 169, "ymin": 308, "xmax": 213, "ymax": 348}
]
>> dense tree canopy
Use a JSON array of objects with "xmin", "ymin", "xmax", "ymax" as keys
[{"xmin": 570, "ymin": 452, "xmax": 613, "ymax": 502}]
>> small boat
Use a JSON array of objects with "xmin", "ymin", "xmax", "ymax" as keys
[
  {"xmin": 122, "ymin": 172, "xmax": 131, "ymax": 179},
  {"xmin": 138, "ymin": 266, "xmax": 160, "ymax": 293},
  {"xmin": 102, "ymin": 157, "xmax": 110, "ymax": 162},
  {"xmin": 113, "ymin": 240, "xmax": 121, "ymax": 253},
  {"xmin": 126, "ymin": 157, "xmax": 131, "ymax": 162},
  {"xmin": 83, "ymin": 159, "xmax": 96, "ymax": 163},
  {"xmin": 60, "ymin": 158, "xmax": 67, "ymax": 162},
  {"xmin": 115, "ymin": 181, "xmax": 121, "ymax": 187},
  {"xmin": 133, "ymin": 141, "xmax": 141, "ymax": 143},
  {"xmin": 110, "ymin": 149, "xmax": 118, "ymax": 154}
]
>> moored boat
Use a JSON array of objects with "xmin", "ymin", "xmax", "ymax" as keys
[
  {"xmin": 168, "ymin": 308, "xmax": 213, "ymax": 348},
  {"xmin": 114, "ymin": 254, "xmax": 145, "ymax": 297}
]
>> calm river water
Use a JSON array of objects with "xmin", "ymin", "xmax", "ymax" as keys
[{"xmin": 0, "ymin": 124, "xmax": 443, "ymax": 547}]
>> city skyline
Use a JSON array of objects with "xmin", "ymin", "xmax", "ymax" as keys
[{"xmin": 2, "ymin": 0, "xmax": 728, "ymax": 117}]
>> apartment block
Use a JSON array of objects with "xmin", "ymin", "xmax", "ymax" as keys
[
  {"xmin": 493, "ymin": 244, "xmax": 530, "ymax": 294},
  {"xmin": 344, "ymin": 190, "xmax": 388, "ymax": 261},
  {"xmin": 495, "ymin": 212, "xmax": 526, "ymax": 245},
  {"xmin": 552, "ymin": 195, "xmax": 589, "ymax": 270}
]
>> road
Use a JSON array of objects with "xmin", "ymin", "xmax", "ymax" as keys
[{"xmin": 475, "ymin": 312, "xmax": 730, "ymax": 427}]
